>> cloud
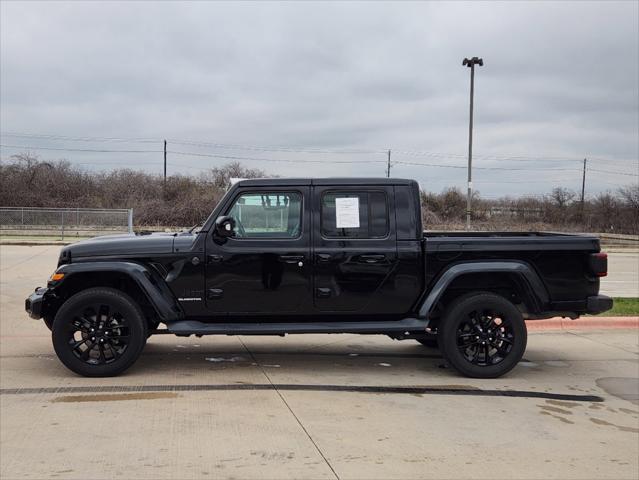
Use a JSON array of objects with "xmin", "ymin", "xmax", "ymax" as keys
[{"xmin": 1, "ymin": 1, "xmax": 637, "ymax": 195}]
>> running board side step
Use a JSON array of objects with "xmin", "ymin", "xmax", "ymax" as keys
[{"xmin": 165, "ymin": 318, "xmax": 429, "ymax": 336}]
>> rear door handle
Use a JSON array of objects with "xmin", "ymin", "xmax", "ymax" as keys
[
  {"xmin": 358, "ymin": 254, "xmax": 386, "ymax": 263},
  {"xmin": 316, "ymin": 288, "xmax": 332, "ymax": 298},
  {"xmin": 316, "ymin": 253, "xmax": 332, "ymax": 263},
  {"xmin": 279, "ymin": 255, "xmax": 305, "ymax": 264}
]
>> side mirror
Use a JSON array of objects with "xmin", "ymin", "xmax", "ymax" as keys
[{"xmin": 214, "ymin": 216, "xmax": 236, "ymax": 238}]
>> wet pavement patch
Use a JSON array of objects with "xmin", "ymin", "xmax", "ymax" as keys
[
  {"xmin": 1, "ymin": 384, "xmax": 604, "ymax": 402},
  {"xmin": 596, "ymin": 377, "xmax": 639, "ymax": 404},
  {"xmin": 589, "ymin": 417, "xmax": 639, "ymax": 433},
  {"xmin": 538, "ymin": 405, "xmax": 573, "ymax": 415},
  {"xmin": 51, "ymin": 392, "xmax": 179, "ymax": 402}
]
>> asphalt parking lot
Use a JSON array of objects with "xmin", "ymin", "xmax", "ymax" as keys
[{"xmin": 1, "ymin": 245, "xmax": 638, "ymax": 480}]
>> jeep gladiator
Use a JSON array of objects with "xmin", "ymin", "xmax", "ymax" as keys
[{"xmin": 26, "ymin": 178, "xmax": 613, "ymax": 378}]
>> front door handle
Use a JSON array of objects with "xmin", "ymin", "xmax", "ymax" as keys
[
  {"xmin": 207, "ymin": 288, "xmax": 223, "ymax": 299},
  {"xmin": 358, "ymin": 254, "xmax": 386, "ymax": 263},
  {"xmin": 208, "ymin": 254, "xmax": 223, "ymax": 263},
  {"xmin": 316, "ymin": 288, "xmax": 331, "ymax": 298},
  {"xmin": 279, "ymin": 255, "xmax": 305, "ymax": 264}
]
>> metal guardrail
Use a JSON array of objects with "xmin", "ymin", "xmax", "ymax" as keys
[{"xmin": 0, "ymin": 207, "xmax": 133, "ymax": 240}]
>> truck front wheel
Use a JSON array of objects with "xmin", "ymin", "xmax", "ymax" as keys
[
  {"xmin": 438, "ymin": 292, "xmax": 527, "ymax": 379},
  {"xmin": 52, "ymin": 287, "xmax": 147, "ymax": 377}
]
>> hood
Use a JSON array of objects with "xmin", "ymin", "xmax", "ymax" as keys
[{"xmin": 62, "ymin": 232, "xmax": 180, "ymax": 259}]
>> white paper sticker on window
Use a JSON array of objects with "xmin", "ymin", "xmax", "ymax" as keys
[{"xmin": 335, "ymin": 197, "xmax": 360, "ymax": 228}]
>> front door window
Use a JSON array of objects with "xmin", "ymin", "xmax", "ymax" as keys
[{"xmin": 228, "ymin": 192, "xmax": 302, "ymax": 239}]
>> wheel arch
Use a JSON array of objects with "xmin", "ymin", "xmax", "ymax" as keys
[
  {"xmin": 48, "ymin": 261, "xmax": 183, "ymax": 325},
  {"xmin": 418, "ymin": 261, "xmax": 549, "ymax": 320}
]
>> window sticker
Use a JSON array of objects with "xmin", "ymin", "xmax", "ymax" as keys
[{"xmin": 335, "ymin": 197, "xmax": 360, "ymax": 228}]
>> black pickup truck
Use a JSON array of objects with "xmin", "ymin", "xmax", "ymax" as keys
[{"xmin": 26, "ymin": 178, "xmax": 612, "ymax": 378}]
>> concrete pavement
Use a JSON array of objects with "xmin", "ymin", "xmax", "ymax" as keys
[{"xmin": 1, "ymin": 245, "xmax": 638, "ymax": 480}]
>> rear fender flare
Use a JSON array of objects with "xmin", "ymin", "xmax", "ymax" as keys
[
  {"xmin": 418, "ymin": 261, "xmax": 549, "ymax": 319},
  {"xmin": 52, "ymin": 261, "xmax": 183, "ymax": 323}
]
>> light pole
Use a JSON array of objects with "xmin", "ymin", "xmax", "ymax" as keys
[{"xmin": 463, "ymin": 56, "xmax": 483, "ymax": 230}]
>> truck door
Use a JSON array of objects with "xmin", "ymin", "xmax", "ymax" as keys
[
  {"xmin": 312, "ymin": 185, "xmax": 399, "ymax": 314},
  {"xmin": 205, "ymin": 186, "xmax": 312, "ymax": 315}
]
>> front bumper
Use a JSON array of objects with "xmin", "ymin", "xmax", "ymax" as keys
[
  {"xmin": 586, "ymin": 295, "xmax": 614, "ymax": 315},
  {"xmin": 25, "ymin": 287, "xmax": 48, "ymax": 319}
]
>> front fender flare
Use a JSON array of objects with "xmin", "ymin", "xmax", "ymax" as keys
[
  {"xmin": 418, "ymin": 261, "xmax": 549, "ymax": 319},
  {"xmin": 52, "ymin": 261, "xmax": 183, "ymax": 323}
]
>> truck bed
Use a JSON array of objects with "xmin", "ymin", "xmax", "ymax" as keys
[
  {"xmin": 422, "ymin": 231, "xmax": 602, "ymax": 311},
  {"xmin": 423, "ymin": 231, "xmax": 600, "ymax": 252}
]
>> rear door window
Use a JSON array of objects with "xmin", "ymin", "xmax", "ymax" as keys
[{"xmin": 321, "ymin": 191, "xmax": 388, "ymax": 238}]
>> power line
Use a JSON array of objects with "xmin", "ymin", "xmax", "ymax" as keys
[
  {"xmin": 0, "ymin": 132, "xmax": 384, "ymax": 155},
  {"xmin": 0, "ymin": 144, "xmax": 385, "ymax": 164},
  {"xmin": 588, "ymin": 167, "xmax": 639, "ymax": 177},
  {"xmin": 0, "ymin": 132, "xmax": 161, "ymax": 144},
  {"xmin": 166, "ymin": 139, "xmax": 384, "ymax": 155},
  {"xmin": 0, "ymin": 144, "xmax": 162, "ymax": 154},
  {"xmin": 3, "ymin": 143, "xmax": 635, "ymax": 176},
  {"xmin": 167, "ymin": 150, "xmax": 386, "ymax": 164},
  {"xmin": 393, "ymin": 160, "xmax": 581, "ymax": 172},
  {"xmin": 2, "ymin": 131, "xmax": 636, "ymax": 166},
  {"xmin": 392, "ymin": 149, "xmax": 636, "ymax": 165}
]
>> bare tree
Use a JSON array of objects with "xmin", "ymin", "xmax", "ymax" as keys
[
  {"xmin": 549, "ymin": 187, "xmax": 576, "ymax": 208},
  {"xmin": 1, "ymin": 153, "xmax": 637, "ymax": 234},
  {"xmin": 618, "ymin": 184, "xmax": 639, "ymax": 210}
]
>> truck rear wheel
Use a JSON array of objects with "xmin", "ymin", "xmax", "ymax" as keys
[
  {"xmin": 438, "ymin": 292, "xmax": 527, "ymax": 378},
  {"xmin": 52, "ymin": 287, "xmax": 147, "ymax": 377}
]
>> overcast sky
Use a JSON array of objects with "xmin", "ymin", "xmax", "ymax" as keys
[{"xmin": 1, "ymin": 1, "xmax": 637, "ymax": 197}]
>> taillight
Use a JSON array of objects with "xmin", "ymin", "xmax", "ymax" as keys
[{"xmin": 589, "ymin": 252, "xmax": 608, "ymax": 277}]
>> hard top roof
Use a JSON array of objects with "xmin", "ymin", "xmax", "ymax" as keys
[{"xmin": 235, "ymin": 177, "xmax": 416, "ymax": 187}]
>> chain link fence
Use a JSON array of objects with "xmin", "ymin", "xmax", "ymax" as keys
[{"xmin": 0, "ymin": 207, "xmax": 133, "ymax": 240}]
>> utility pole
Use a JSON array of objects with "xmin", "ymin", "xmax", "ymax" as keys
[
  {"xmin": 581, "ymin": 158, "xmax": 587, "ymax": 217},
  {"xmin": 387, "ymin": 150, "xmax": 391, "ymax": 178},
  {"xmin": 463, "ymin": 56, "xmax": 483, "ymax": 231},
  {"xmin": 163, "ymin": 140, "xmax": 167, "ymax": 186}
]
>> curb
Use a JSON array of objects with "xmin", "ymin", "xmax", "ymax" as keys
[
  {"xmin": 526, "ymin": 316, "xmax": 638, "ymax": 331},
  {"xmin": 1, "ymin": 242, "xmax": 72, "ymax": 246}
]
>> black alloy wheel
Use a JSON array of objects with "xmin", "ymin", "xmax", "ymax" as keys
[
  {"xmin": 52, "ymin": 288, "xmax": 147, "ymax": 377},
  {"xmin": 438, "ymin": 292, "xmax": 527, "ymax": 378}
]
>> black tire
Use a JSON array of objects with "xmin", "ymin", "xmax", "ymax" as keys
[
  {"xmin": 43, "ymin": 315, "xmax": 54, "ymax": 331},
  {"xmin": 416, "ymin": 337, "xmax": 439, "ymax": 349},
  {"xmin": 438, "ymin": 292, "xmax": 527, "ymax": 379},
  {"xmin": 52, "ymin": 287, "xmax": 147, "ymax": 377},
  {"xmin": 147, "ymin": 321, "xmax": 160, "ymax": 338}
]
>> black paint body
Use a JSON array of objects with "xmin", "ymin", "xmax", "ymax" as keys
[{"xmin": 26, "ymin": 178, "xmax": 612, "ymax": 334}]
